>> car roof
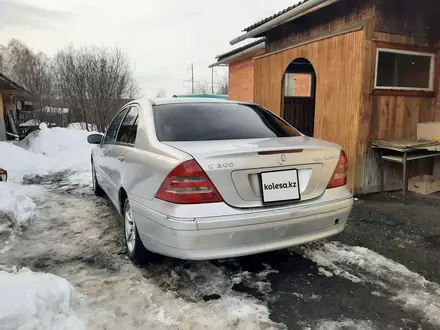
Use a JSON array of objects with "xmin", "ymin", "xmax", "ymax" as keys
[{"xmin": 141, "ymin": 97, "xmax": 254, "ymax": 106}]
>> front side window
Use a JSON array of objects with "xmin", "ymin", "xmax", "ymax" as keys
[
  {"xmin": 127, "ymin": 116, "xmax": 139, "ymax": 145},
  {"xmin": 117, "ymin": 106, "xmax": 139, "ymax": 144},
  {"xmin": 153, "ymin": 103, "xmax": 301, "ymax": 142},
  {"xmin": 103, "ymin": 108, "xmax": 129, "ymax": 144},
  {"xmin": 375, "ymin": 49, "xmax": 435, "ymax": 91}
]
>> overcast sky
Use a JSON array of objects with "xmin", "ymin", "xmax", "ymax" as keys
[{"xmin": 0, "ymin": 0, "xmax": 298, "ymax": 97}]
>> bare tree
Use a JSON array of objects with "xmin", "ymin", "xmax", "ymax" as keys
[
  {"xmin": 156, "ymin": 88, "xmax": 166, "ymax": 98},
  {"xmin": 1, "ymin": 39, "xmax": 55, "ymax": 121},
  {"xmin": 192, "ymin": 80, "xmax": 211, "ymax": 94},
  {"xmin": 0, "ymin": 44, "xmax": 6, "ymax": 73},
  {"xmin": 215, "ymin": 73, "xmax": 229, "ymax": 95},
  {"xmin": 53, "ymin": 45, "xmax": 139, "ymax": 132}
]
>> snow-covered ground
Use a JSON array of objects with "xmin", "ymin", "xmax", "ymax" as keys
[
  {"xmin": 0, "ymin": 124, "xmax": 95, "ymax": 330},
  {"xmin": 1, "ymin": 123, "xmax": 95, "ymax": 184},
  {"xmin": 0, "ymin": 266, "xmax": 85, "ymax": 330}
]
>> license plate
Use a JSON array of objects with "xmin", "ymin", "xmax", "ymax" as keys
[{"xmin": 260, "ymin": 169, "xmax": 300, "ymax": 203}]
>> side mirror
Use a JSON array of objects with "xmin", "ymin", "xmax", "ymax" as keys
[
  {"xmin": 0, "ymin": 168, "xmax": 7, "ymax": 182},
  {"xmin": 87, "ymin": 133, "xmax": 103, "ymax": 144}
]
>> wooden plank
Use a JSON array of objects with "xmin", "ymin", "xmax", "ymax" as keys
[
  {"xmin": 372, "ymin": 31, "xmax": 434, "ymax": 48},
  {"xmin": 372, "ymin": 40, "xmax": 437, "ymax": 54},
  {"xmin": 375, "ymin": 0, "xmax": 440, "ymax": 42},
  {"xmin": 256, "ymin": 19, "xmax": 371, "ymax": 59},
  {"xmin": 371, "ymin": 90, "xmax": 436, "ymax": 97}
]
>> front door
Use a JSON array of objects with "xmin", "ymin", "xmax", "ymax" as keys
[
  {"xmin": 282, "ymin": 61, "xmax": 316, "ymax": 137},
  {"xmin": 95, "ymin": 107, "xmax": 129, "ymax": 205},
  {"xmin": 108, "ymin": 106, "xmax": 140, "ymax": 211},
  {"xmin": 283, "ymin": 97, "xmax": 315, "ymax": 137}
]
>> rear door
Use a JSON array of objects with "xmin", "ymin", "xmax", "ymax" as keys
[{"xmin": 153, "ymin": 102, "xmax": 341, "ymax": 208}]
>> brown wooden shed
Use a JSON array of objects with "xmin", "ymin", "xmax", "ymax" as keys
[{"xmin": 211, "ymin": 0, "xmax": 440, "ymax": 194}]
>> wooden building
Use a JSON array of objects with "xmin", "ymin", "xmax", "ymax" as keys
[
  {"xmin": 211, "ymin": 0, "xmax": 440, "ymax": 194},
  {"xmin": 0, "ymin": 72, "xmax": 31, "ymax": 140}
]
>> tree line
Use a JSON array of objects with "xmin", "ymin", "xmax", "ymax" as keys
[{"xmin": 0, "ymin": 39, "xmax": 139, "ymax": 132}]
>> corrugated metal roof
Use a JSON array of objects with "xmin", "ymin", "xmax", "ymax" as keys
[
  {"xmin": 217, "ymin": 38, "xmax": 265, "ymax": 61},
  {"xmin": 242, "ymin": 0, "xmax": 310, "ymax": 32},
  {"xmin": 0, "ymin": 72, "xmax": 30, "ymax": 94}
]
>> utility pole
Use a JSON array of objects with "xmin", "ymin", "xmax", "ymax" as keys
[
  {"xmin": 211, "ymin": 68, "xmax": 214, "ymax": 94},
  {"xmin": 183, "ymin": 63, "xmax": 197, "ymax": 94},
  {"xmin": 191, "ymin": 63, "xmax": 194, "ymax": 94}
]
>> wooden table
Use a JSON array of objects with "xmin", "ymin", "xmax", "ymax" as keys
[{"xmin": 372, "ymin": 141, "xmax": 440, "ymax": 204}]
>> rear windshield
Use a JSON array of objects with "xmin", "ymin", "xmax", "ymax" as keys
[{"xmin": 153, "ymin": 103, "xmax": 301, "ymax": 142}]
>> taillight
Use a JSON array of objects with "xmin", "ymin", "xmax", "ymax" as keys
[
  {"xmin": 155, "ymin": 160, "xmax": 223, "ymax": 204},
  {"xmin": 327, "ymin": 150, "xmax": 348, "ymax": 189}
]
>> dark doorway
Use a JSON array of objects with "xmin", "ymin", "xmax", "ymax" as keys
[{"xmin": 282, "ymin": 58, "xmax": 316, "ymax": 137}]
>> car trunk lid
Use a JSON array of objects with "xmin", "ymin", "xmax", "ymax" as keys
[{"xmin": 164, "ymin": 136, "xmax": 341, "ymax": 208}]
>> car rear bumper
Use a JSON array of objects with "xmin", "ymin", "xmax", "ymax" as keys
[{"xmin": 132, "ymin": 193, "xmax": 353, "ymax": 260}]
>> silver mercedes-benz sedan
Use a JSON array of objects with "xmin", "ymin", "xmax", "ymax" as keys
[{"xmin": 88, "ymin": 98, "xmax": 353, "ymax": 263}]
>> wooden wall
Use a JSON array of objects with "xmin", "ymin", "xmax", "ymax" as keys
[
  {"xmin": 355, "ymin": 24, "xmax": 440, "ymax": 193},
  {"xmin": 375, "ymin": 0, "xmax": 440, "ymax": 43},
  {"xmin": 266, "ymin": 0, "xmax": 374, "ymax": 53},
  {"xmin": 254, "ymin": 30, "xmax": 366, "ymax": 191}
]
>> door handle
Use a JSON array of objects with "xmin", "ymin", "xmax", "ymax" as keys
[
  {"xmin": 102, "ymin": 148, "xmax": 108, "ymax": 156},
  {"xmin": 117, "ymin": 155, "xmax": 125, "ymax": 162}
]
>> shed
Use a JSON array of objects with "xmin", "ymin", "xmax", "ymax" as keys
[
  {"xmin": 210, "ymin": 0, "xmax": 440, "ymax": 194},
  {"xmin": 0, "ymin": 72, "xmax": 31, "ymax": 140}
]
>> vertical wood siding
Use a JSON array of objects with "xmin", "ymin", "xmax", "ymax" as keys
[
  {"xmin": 266, "ymin": 0, "xmax": 374, "ymax": 53},
  {"xmin": 254, "ymin": 30, "xmax": 365, "ymax": 191},
  {"xmin": 356, "ymin": 29, "xmax": 439, "ymax": 193}
]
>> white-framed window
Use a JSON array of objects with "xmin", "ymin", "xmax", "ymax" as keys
[
  {"xmin": 374, "ymin": 48, "xmax": 435, "ymax": 91},
  {"xmin": 284, "ymin": 73, "xmax": 313, "ymax": 97}
]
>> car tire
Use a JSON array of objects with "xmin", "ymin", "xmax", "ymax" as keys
[
  {"xmin": 92, "ymin": 162, "xmax": 105, "ymax": 197},
  {"xmin": 123, "ymin": 198, "xmax": 151, "ymax": 265}
]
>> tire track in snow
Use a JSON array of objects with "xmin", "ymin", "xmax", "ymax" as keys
[{"xmin": 299, "ymin": 241, "xmax": 440, "ymax": 327}]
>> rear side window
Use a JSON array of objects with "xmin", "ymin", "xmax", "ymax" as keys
[
  {"xmin": 117, "ymin": 107, "xmax": 139, "ymax": 144},
  {"xmin": 153, "ymin": 103, "xmax": 301, "ymax": 142}
]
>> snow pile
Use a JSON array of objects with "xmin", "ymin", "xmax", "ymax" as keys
[
  {"xmin": 0, "ymin": 183, "xmax": 37, "ymax": 254},
  {"xmin": 0, "ymin": 182, "xmax": 36, "ymax": 228},
  {"xmin": 0, "ymin": 266, "xmax": 85, "ymax": 330},
  {"xmin": 301, "ymin": 241, "xmax": 440, "ymax": 327},
  {"xmin": 0, "ymin": 123, "xmax": 96, "ymax": 184},
  {"xmin": 67, "ymin": 122, "xmax": 98, "ymax": 131},
  {"xmin": 26, "ymin": 123, "xmax": 94, "ymax": 157}
]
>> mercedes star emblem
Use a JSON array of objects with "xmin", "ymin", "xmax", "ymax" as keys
[{"xmin": 277, "ymin": 154, "xmax": 287, "ymax": 165}]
